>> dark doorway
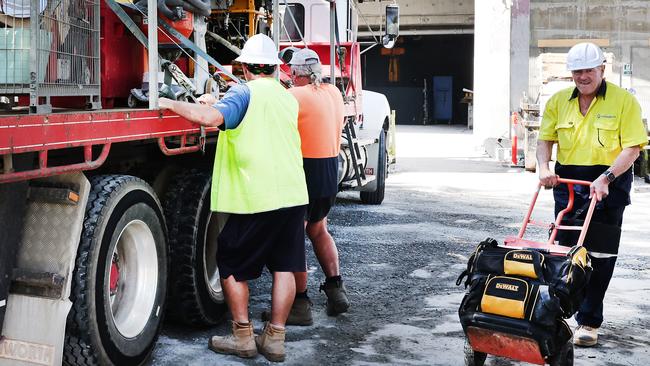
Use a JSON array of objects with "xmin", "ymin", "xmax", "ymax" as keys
[{"xmin": 362, "ymin": 34, "xmax": 474, "ymax": 125}]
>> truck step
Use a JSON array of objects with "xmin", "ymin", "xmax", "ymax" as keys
[
  {"xmin": 341, "ymin": 175, "xmax": 376, "ymax": 190},
  {"xmin": 10, "ymin": 269, "xmax": 65, "ymax": 299},
  {"xmin": 341, "ymin": 137, "xmax": 377, "ymax": 147},
  {"xmin": 27, "ymin": 183, "xmax": 80, "ymax": 205}
]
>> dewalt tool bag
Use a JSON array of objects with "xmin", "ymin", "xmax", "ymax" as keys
[
  {"xmin": 457, "ymin": 238, "xmax": 592, "ymax": 346},
  {"xmin": 473, "ymin": 246, "xmax": 547, "ymax": 281},
  {"xmin": 457, "ymin": 238, "xmax": 591, "ymax": 358},
  {"xmin": 547, "ymin": 245, "xmax": 592, "ymax": 317}
]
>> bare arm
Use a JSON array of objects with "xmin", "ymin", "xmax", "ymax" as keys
[
  {"xmin": 590, "ymin": 146, "xmax": 641, "ymax": 201},
  {"xmin": 159, "ymin": 97, "xmax": 224, "ymax": 127},
  {"xmin": 536, "ymin": 139, "xmax": 559, "ymax": 187}
]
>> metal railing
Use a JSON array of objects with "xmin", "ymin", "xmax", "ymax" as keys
[{"xmin": 0, "ymin": 0, "xmax": 100, "ymax": 113}]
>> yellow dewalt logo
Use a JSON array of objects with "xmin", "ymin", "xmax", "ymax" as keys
[
  {"xmin": 496, "ymin": 283, "xmax": 519, "ymax": 292},
  {"xmin": 513, "ymin": 253, "xmax": 533, "ymax": 261}
]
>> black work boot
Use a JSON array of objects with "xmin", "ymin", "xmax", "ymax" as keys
[
  {"xmin": 261, "ymin": 293, "xmax": 313, "ymax": 326},
  {"xmin": 320, "ymin": 277, "xmax": 350, "ymax": 316}
]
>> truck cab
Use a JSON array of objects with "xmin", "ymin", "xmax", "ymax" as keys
[{"xmin": 278, "ymin": 0, "xmax": 395, "ymax": 204}]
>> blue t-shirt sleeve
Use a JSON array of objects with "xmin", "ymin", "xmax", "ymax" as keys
[{"xmin": 212, "ymin": 84, "xmax": 250, "ymax": 130}]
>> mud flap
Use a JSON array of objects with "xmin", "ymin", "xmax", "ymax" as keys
[
  {"xmin": 0, "ymin": 297, "xmax": 70, "ymax": 366},
  {"xmin": 0, "ymin": 173, "xmax": 90, "ymax": 366}
]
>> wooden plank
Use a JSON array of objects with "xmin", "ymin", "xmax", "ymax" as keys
[{"xmin": 538, "ymin": 38, "xmax": 610, "ymax": 48}]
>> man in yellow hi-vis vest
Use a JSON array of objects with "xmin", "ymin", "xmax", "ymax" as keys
[
  {"xmin": 159, "ymin": 34, "xmax": 308, "ymax": 362},
  {"xmin": 537, "ymin": 42, "xmax": 648, "ymax": 348}
]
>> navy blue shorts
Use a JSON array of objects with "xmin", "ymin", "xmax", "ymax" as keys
[
  {"xmin": 217, "ymin": 205, "xmax": 307, "ymax": 281},
  {"xmin": 306, "ymin": 195, "xmax": 336, "ymax": 223}
]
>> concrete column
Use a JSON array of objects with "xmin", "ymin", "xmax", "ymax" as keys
[
  {"xmin": 473, "ymin": 0, "xmax": 512, "ymax": 150},
  {"xmin": 510, "ymin": 0, "xmax": 530, "ymax": 113}
]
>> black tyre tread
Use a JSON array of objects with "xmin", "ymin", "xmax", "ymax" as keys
[
  {"xmin": 163, "ymin": 169, "xmax": 226, "ymax": 326},
  {"xmin": 360, "ymin": 131, "xmax": 387, "ymax": 205},
  {"xmin": 63, "ymin": 175, "xmax": 165, "ymax": 366},
  {"xmin": 65, "ymin": 175, "xmax": 126, "ymax": 366}
]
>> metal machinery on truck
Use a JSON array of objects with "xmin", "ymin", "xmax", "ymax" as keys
[{"xmin": 0, "ymin": 0, "xmax": 396, "ymax": 364}]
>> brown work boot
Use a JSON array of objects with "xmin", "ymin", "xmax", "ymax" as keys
[
  {"xmin": 208, "ymin": 321, "xmax": 257, "ymax": 358},
  {"xmin": 261, "ymin": 296, "xmax": 314, "ymax": 326},
  {"xmin": 320, "ymin": 278, "xmax": 350, "ymax": 315},
  {"xmin": 255, "ymin": 322, "xmax": 286, "ymax": 362}
]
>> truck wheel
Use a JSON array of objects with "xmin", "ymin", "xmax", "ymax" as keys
[
  {"xmin": 64, "ymin": 175, "xmax": 167, "ymax": 366},
  {"xmin": 360, "ymin": 131, "xmax": 387, "ymax": 205},
  {"xmin": 164, "ymin": 169, "xmax": 227, "ymax": 326},
  {"xmin": 463, "ymin": 338, "xmax": 487, "ymax": 366}
]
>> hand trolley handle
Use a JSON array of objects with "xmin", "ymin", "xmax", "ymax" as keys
[{"xmin": 517, "ymin": 177, "xmax": 598, "ymax": 247}]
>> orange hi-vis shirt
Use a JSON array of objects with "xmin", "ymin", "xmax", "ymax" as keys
[{"xmin": 289, "ymin": 83, "xmax": 345, "ymax": 158}]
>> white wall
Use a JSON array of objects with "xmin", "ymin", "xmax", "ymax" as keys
[
  {"xmin": 473, "ymin": 0, "xmax": 512, "ymax": 145},
  {"xmin": 510, "ymin": 0, "xmax": 530, "ymax": 112}
]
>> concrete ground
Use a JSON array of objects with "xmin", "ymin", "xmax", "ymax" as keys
[{"xmin": 150, "ymin": 124, "xmax": 650, "ymax": 366}]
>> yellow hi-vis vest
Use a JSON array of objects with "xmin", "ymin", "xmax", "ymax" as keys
[{"xmin": 211, "ymin": 77, "xmax": 308, "ymax": 213}]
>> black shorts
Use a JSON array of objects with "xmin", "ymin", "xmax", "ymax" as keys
[
  {"xmin": 306, "ymin": 195, "xmax": 336, "ymax": 223},
  {"xmin": 217, "ymin": 205, "xmax": 307, "ymax": 281}
]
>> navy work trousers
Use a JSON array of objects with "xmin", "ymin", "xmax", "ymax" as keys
[{"xmin": 554, "ymin": 191, "xmax": 625, "ymax": 329}]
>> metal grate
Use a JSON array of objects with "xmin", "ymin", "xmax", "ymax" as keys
[
  {"xmin": 0, "ymin": 3, "xmax": 34, "ymax": 96},
  {"xmin": 0, "ymin": 0, "xmax": 101, "ymax": 113}
]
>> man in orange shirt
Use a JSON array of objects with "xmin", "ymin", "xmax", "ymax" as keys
[{"xmin": 265, "ymin": 48, "xmax": 349, "ymax": 324}]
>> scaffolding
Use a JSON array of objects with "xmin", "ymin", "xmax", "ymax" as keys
[{"xmin": 0, "ymin": 0, "xmax": 100, "ymax": 113}]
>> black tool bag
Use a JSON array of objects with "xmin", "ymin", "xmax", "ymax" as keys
[{"xmin": 457, "ymin": 238, "xmax": 592, "ymax": 357}]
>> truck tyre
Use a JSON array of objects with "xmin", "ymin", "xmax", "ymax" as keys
[
  {"xmin": 163, "ymin": 169, "xmax": 227, "ymax": 326},
  {"xmin": 64, "ymin": 175, "xmax": 167, "ymax": 366},
  {"xmin": 360, "ymin": 131, "xmax": 387, "ymax": 205}
]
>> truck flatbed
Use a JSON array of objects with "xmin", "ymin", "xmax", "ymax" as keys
[{"xmin": 0, "ymin": 109, "xmax": 218, "ymax": 183}]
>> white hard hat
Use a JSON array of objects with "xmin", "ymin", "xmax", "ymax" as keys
[
  {"xmin": 289, "ymin": 48, "xmax": 320, "ymax": 66},
  {"xmin": 566, "ymin": 42, "xmax": 605, "ymax": 71},
  {"xmin": 235, "ymin": 34, "xmax": 283, "ymax": 65}
]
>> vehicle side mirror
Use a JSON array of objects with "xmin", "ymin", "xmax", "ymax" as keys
[{"xmin": 382, "ymin": 4, "xmax": 399, "ymax": 49}]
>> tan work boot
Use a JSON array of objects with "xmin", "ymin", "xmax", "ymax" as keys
[
  {"xmin": 208, "ymin": 321, "xmax": 257, "ymax": 358},
  {"xmin": 261, "ymin": 297, "xmax": 314, "ymax": 326},
  {"xmin": 320, "ymin": 278, "xmax": 350, "ymax": 316},
  {"xmin": 255, "ymin": 322, "xmax": 286, "ymax": 362},
  {"xmin": 573, "ymin": 325, "xmax": 598, "ymax": 347}
]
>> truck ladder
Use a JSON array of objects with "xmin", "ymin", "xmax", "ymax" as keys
[{"xmin": 343, "ymin": 118, "xmax": 366, "ymax": 187}]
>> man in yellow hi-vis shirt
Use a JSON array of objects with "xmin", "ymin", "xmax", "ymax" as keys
[{"xmin": 537, "ymin": 42, "xmax": 648, "ymax": 347}]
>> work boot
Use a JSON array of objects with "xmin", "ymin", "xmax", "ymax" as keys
[
  {"xmin": 261, "ymin": 296, "xmax": 314, "ymax": 326},
  {"xmin": 208, "ymin": 321, "xmax": 257, "ymax": 358},
  {"xmin": 255, "ymin": 322, "xmax": 286, "ymax": 362},
  {"xmin": 320, "ymin": 277, "xmax": 350, "ymax": 316},
  {"xmin": 573, "ymin": 325, "xmax": 598, "ymax": 347}
]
